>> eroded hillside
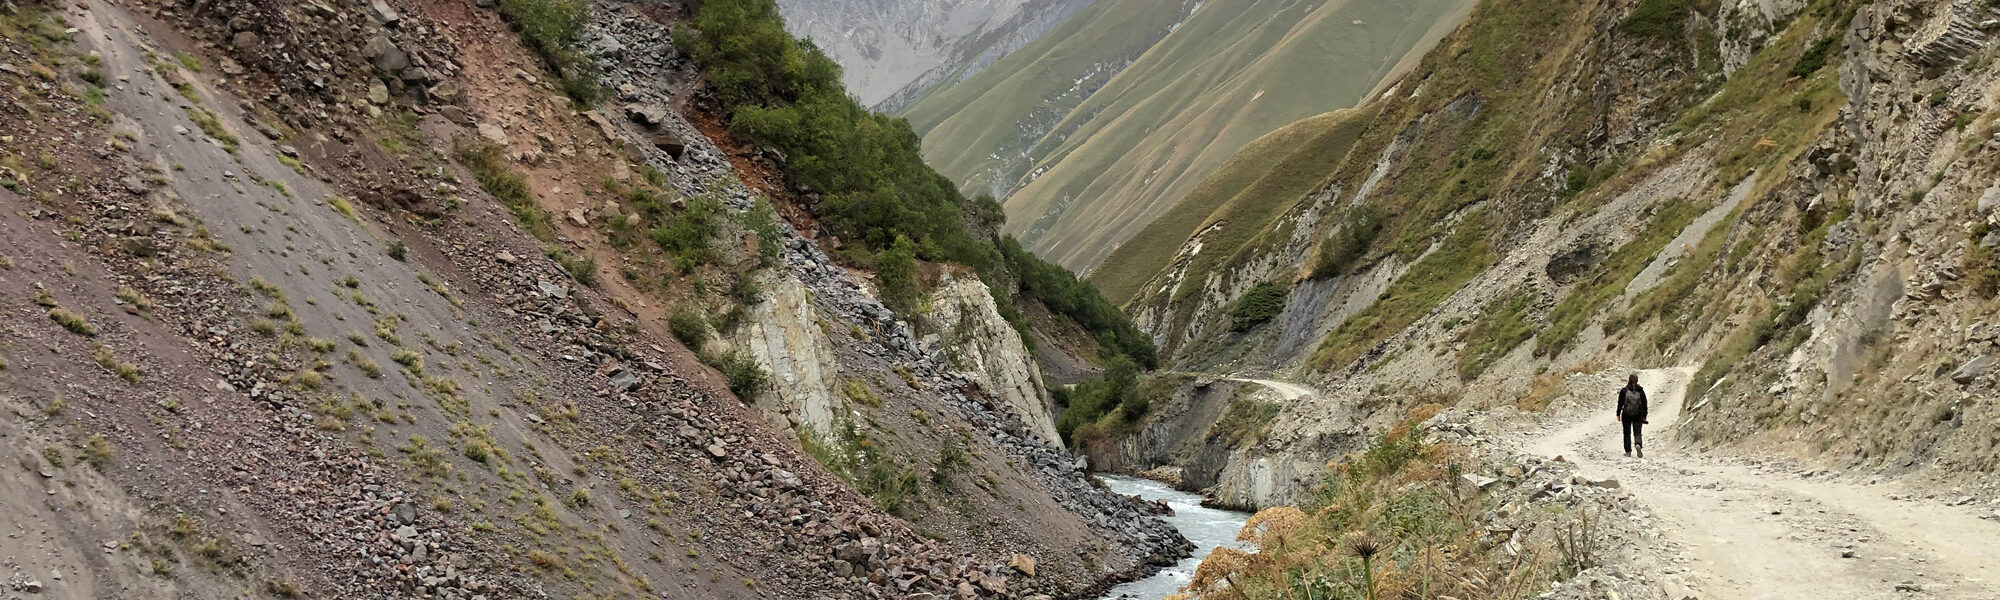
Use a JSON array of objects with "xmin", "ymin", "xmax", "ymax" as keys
[
  {"xmin": 0, "ymin": 0, "xmax": 1190, "ymax": 597},
  {"xmin": 1106, "ymin": 0, "xmax": 2000, "ymax": 517}
]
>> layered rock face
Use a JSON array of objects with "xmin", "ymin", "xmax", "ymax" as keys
[{"xmin": 926, "ymin": 271, "xmax": 1059, "ymax": 444}]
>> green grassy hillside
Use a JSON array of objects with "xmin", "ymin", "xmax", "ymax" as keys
[
  {"xmin": 902, "ymin": 0, "xmax": 1477, "ymax": 272},
  {"xmin": 897, "ymin": 0, "xmax": 1188, "ymax": 196},
  {"xmin": 1092, "ymin": 108, "xmax": 1372, "ymax": 305}
]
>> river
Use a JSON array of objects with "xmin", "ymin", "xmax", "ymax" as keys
[{"xmin": 1096, "ymin": 475, "xmax": 1254, "ymax": 599}]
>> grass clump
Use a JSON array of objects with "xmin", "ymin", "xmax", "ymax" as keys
[
  {"xmin": 48, "ymin": 307, "xmax": 98, "ymax": 336},
  {"xmin": 1229, "ymin": 281, "xmax": 1290, "ymax": 331},
  {"xmin": 456, "ymin": 141, "xmax": 554, "ymax": 241},
  {"xmin": 1189, "ymin": 408, "xmax": 1520, "ymax": 600},
  {"xmin": 82, "ymin": 434, "xmax": 114, "ymax": 470},
  {"xmin": 93, "ymin": 345, "xmax": 142, "ymax": 383},
  {"xmin": 182, "ymin": 106, "xmax": 239, "ymax": 154},
  {"xmin": 799, "ymin": 416, "xmax": 920, "ymax": 515}
]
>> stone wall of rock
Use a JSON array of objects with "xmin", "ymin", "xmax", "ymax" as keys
[
  {"xmin": 925, "ymin": 271, "xmax": 1059, "ymax": 444},
  {"xmin": 735, "ymin": 270, "xmax": 843, "ymax": 434}
]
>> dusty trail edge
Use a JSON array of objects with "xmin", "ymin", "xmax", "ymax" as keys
[{"xmin": 1522, "ymin": 368, "xmax": 2000, "ymax": 600}]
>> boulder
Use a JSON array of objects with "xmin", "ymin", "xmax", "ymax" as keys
[
  {"xmin": 230, "ymin": 31, "xmax": 261, "ymax": 52},
  {"xmin": 1008, "ymin": 553, "xmax": 1036, "ymax": 577},
  {"xmin": 368, "ymin": 0, "xmax": 400, "ymax": 25},
  {"xmin": 365, "ymin": 35, "xmax": 411, "ymax": 72},
  {"xmin": 1951, "ymin": 355, "xmax": 1992, "ymax": 384}
]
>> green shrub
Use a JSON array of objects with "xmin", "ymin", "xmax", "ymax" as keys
[
  {"xmin": 1311, "ymin": 205, "xmax": 1383, "ymax": 279},
  {"xmin": 1618, "ymin": 0, "xmax": 1691, "ymax": 41},
  {"xmin": 546, "ymin": 248, "xmax": 598, "ymax": 287},
  {"xmin": 876, "ymin": 235, "xmax": 919, "ymax": 315},
  {"xmin": 1788, "ymin": 36, "xmax": 1839, "ymax": 78},
  {"xmin": 1055, "ymin": 355, "xmax": 1141, "ymax": 443},
  {"xmin": 703, "ymin": 349, "xmax": 769, "ymax": 400},
  {"xmin": 650, "ymin": 192, "xmax": 722, "ymax": 263},
  {"xmin": 1229, "ymin": 282, "xmax": 1291, "ymax": 331},
  {"xmin": 999, "ymin": 238, "xmax": 1157, "ymax": 368},
  {"xmin": 495, "ymin": 0, "xmax": 598, "ymax": 103},
  {"xmin": 668, "ymin": 308, "xmax": 709, "ymax": 351}
]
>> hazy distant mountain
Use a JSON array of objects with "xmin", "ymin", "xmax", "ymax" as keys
[{"xmin": 776, "ymin": 0, "xmax": 1096, "ymax": 107}]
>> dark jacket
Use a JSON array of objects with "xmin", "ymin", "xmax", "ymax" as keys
[{"xmin": 1617, "ymin": 384, "xmax": 1648, "ymax": 423}]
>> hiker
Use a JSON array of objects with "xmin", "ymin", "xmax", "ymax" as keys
[{"xmin": 1617, "ymin": 373, "xmax": 1649, "ymax": 458}]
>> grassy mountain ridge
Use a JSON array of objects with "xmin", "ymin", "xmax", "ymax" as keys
[
  {"xmin": 902, "ymin": 0, "xmax": 1479, "ymax": 271},
  {"xmin": 1092, "ymin": 107, "xmax": 1372, "ymax": 306}
]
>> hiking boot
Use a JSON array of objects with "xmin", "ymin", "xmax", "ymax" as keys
[
  {"xmin": 1624, "ymin": 451, "xmax": 1631, "ymax": 457},
  {"xmin": 1636, "ymin": 446, "xmax": 1644, "ymax": 459}
]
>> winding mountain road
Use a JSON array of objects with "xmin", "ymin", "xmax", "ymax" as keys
[
  {"xmin": 1528, "ymin": 368, "xmax": 2000, "ymax": 600},
  {"xmin": 1226, "ymin": 377, "xmax": 1317, "ymax": 401}
]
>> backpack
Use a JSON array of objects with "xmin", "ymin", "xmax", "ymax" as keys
[{"xmin": 1620, "ymin": 387, "xmax": 1648, "ymax": 421}]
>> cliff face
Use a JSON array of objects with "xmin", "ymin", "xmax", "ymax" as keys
[
  {"xmin": 925, "ymin": 271, "xmax": 1061, "ymax": 443},
  {"xmin": 1109, "ymin": 0, "xmax": 2000, "ymax": 508}
]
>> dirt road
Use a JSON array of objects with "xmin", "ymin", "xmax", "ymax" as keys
[
  {"xmin": 1228, "ymin": 377, "xmax": 1317, "ymax": 401},
  {"xmin": 1529, "ymin": 368, "xmax": 2000, "ymax": 600}
]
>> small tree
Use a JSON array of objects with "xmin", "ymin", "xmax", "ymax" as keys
[{"xmin": 877, "ymin": 235, "xmax": 919, "ymax": 315}]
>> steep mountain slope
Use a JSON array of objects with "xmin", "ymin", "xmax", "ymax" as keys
[
  {"xmin": 903, "ymin": 0, "xmax": 1478, "ymax": 271},
  {"xmin": 774, "ymin": 0, "xmax": 1093, "ymax": 106},
  {"xmin": 1085, "ymin": 1, "xmax": 2000, "ymax": 595},
  {"xmin": 1105, "ymin": 0, "xmax": 2000, "ymax": 520},
  {"xmin": 1091, "ymin": 107, "xmax": 1373, "ymax": 305},
  {"xmin": 0, "ymin": 0, "xmax": 1188, "ymax": 597}
]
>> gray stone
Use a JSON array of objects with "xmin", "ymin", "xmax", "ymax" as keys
[
  {"xmin": 1951, "ymin": 355, "xmax": 1992, "ymax": 384},
  {"xmin": 368, "ymin": 0, "xmax": 400, "ymax": 24},
  {"xmin": 608, "ymin": 370, "xmax": 640, "ymax": 392},
  {"xmin": 366, "ymin": 35, "xmax": 410, "ymax": 72},
  {"xmin": 367, "ymin": 79, "xmax": 389, "ymax": 105},
  {"xmin": 230, "ymin": 31, "xmax": 260, "ymax": 51}
]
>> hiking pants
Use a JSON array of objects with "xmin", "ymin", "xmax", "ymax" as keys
[{"xmin": 1622, "ymin": 420, "xmax": 1644, "ymax": 453}]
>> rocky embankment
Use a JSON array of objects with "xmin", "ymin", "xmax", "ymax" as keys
[{"xmin": 0, "ymin": 0, "xmax": 1187, "ymax": 597}]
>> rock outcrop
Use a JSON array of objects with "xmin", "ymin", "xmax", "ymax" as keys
[{"xmin": 926, "ymin": 271, "xmax": 1058, "ymax": 443}]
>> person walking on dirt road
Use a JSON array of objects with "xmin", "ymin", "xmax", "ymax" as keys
[{"xmin": 1618, "ymin": 374, "xmax": 1649, "ymax": 458}]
